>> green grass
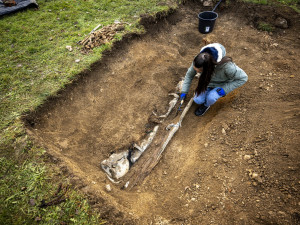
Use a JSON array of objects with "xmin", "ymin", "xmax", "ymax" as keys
[
  {"xmin": 243, "ymin": 0, "xmax": 300, "ymax": 12},
  {"xmin": 0, "ymin": 151, "xmax": 103, "ymax": 224},
  {"xmin": 277, "ymin": 0, "xmax": 300, "ymax": 12},
  {"xmin": 0, "ymin": 0, "xmax": 175, "ymax": 131},
  {"xmin": 243, "ymin": 0, "xmax": 268, "ymax": 4},
  {"xmin": 0, "ymin": 0, "xmax": 178, "ymax": 223},
  {"xmin": 257, "ymin": 21, "xmax": 275, "ymax": 32}
]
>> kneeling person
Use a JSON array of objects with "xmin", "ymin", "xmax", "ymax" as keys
[{"xmin": 180, "ymin": 43, "xmax": 248, "ymax": 116}]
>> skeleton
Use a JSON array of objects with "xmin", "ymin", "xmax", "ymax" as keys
[{"xmin": 100, "ymin": 78, "xmax": 187, "ymax": 184}]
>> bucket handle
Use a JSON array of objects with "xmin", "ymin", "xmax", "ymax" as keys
[{"xmin": 212, "ymin": 0, "xmax": 223, "ymax": 12}]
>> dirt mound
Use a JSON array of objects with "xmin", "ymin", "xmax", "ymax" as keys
[{"xmin": 25, "ymin": 1, "xmax": 300, "ymax": 224}]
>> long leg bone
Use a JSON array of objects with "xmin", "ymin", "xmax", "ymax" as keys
[{"xmin": 130, "ymin": 125, "xmax": 159, "ymax": 163}]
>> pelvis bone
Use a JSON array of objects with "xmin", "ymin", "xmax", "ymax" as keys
[{"xmin": 100, "ymin": 125, "xmax": 159, "ymax": 182}]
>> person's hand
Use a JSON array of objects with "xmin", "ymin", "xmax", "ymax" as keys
[
  {"xmin": 180, "ymin": 93, "xmax": 186, "ymax": 101},
  {"xmin": 216, "ymin": 88, "xmax": 226, "ymax": 97}
]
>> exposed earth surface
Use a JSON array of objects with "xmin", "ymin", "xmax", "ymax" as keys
[{"xmin": 25, "ymin": 1, "xmax": 300, "ymax": 224}]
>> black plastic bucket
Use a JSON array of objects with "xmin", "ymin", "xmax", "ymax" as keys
[{"xmin": 198, "ymin": 11, "xmax": 218, "ymax": 34}]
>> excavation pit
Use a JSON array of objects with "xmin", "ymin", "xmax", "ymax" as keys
[{"xmin": 25, "ymin": 2, "xmax": 300, "ymax": 224}]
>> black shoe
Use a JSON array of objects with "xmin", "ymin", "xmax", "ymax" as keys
[{"xmin": 194, "ymin": 104, "xmax": 210, "ymax": 116}]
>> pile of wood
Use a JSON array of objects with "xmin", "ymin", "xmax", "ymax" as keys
[{"xmin": 79, "ymin": 23, "xmax": 125, "ymax": 50}]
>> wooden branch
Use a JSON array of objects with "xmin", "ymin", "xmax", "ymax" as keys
[{"xmin": 126, "ymin": 97, "xmax": 194, "ymax": 189}]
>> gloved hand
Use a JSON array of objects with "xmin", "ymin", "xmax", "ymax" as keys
[
  {"xmin": 216, "ymin": 88, "xmax": 226, "ymax": 97},
  {"xmin": 180, "ymin": 93, "xmax": 186, "ymax": 101}
]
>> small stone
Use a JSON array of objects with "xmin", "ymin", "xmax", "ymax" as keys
[
  {"xmin": 203, "ymin": 0, "xmax": 213, "ymax": 7},
  {"xmin": 105, "ymin": 184, "xmax": 112, "ymax": 192},
  {"xmin": 278, "ymin": 211, "xmax": 287, "ymax": 216},
  {"xmin": 49, "ymin": 37, "xmax": 53, "ymax": 41},
  {"xmin": 163, "ymin": 171, "xmax": 167, "ymax": 175},
  {"xmin": 274, "ymin": 17, "xmax": 288, "ymax": 29},
  {"xmin": 123, "ymin": 181, "xmax": 130, "ymax": 189},
  {"xmin": 29, "ymin": 199, "xmax": 35, "ymax": 206},
  {"xmin": 244, "ymin": 155, "xmax": 251, "ymax": 160},
  {"xmin": 221, "ymin": 128, "xmax": 226, "ymax": 135},
  {"xmin": 204, "ymin": 143, "xmax": 208, "ymax": 148},
  {"xmin": 268, "ymin": 211, "xmax": 275, "ymax": 216},
  {"xmin": 66, "ymin": 45, "xmax": 73, "ymax": 51},
  {"xmin": 290, "ymin": 75, "xmax": 295, "ymax": 78},
  {"xmin": 222, "ymin": 123, "xmax": 229, "ymax": 130},
  {"xmin": 21, "ymin": 186, "xmax": 27, "ymax": 191}
]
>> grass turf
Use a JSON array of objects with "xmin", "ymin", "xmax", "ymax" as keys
[{"xmin": 0, "ymin": 0, "xmax": 177, "ymax": 223}]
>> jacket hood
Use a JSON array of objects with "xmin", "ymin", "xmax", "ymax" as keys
[{"xmin": 200, "ymin": 43, "xmax": 224, "ymax": 62}]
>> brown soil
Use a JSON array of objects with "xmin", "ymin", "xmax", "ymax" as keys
[{"xmin": 25, "ymin": 1, "xmax": 300, "ymax": 224}]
